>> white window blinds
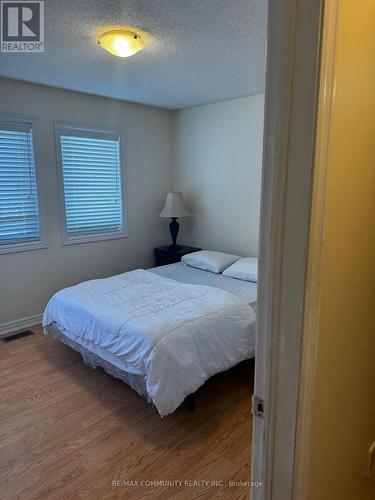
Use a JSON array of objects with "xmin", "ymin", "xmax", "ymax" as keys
[
  {"xmin": 0, "ymin": 121, "xmax": 40, "ymax": 245},
  {"xmin": 58, "ymin": 127, "xmax": 124, "ymax": 242}
]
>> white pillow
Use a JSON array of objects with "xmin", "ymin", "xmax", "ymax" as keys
[
  {"xmin": 222, "ymin": 257, "xmax": 258, "ymax": 282},
  {"xmin": 182, "ymin": 250, "xmax": 241, "ymax": 274}
]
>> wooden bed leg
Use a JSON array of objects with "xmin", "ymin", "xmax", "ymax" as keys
[{"xmin": 187, "ymin": 394, "xmax": 196, "ymax": 412}]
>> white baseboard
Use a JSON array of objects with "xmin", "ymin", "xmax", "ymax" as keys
[{"xmin": 0, "ymin": 314, "xmax": 43, "ymax": 336}]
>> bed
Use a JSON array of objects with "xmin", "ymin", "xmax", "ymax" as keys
[{"xmin": 43, "ymin": 262, "xmax": 257, "ymax": 416}]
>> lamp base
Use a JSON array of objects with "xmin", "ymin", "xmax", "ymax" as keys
[{"xmin": 169, "ymin": 217, "xmax": 180, "ymax": 248}]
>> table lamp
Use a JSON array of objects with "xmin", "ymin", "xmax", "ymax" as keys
[{"xmin": 159, "ymin": 192, "xmax": 191, "ymax": 249}]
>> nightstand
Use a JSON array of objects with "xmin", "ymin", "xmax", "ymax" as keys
[{"xmin": 154, "ymin": 245, "xmax": 201, "ymax": 267}]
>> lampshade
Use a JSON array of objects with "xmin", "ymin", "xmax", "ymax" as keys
[{"xmin": 159, "ymin": 192, "xmax": 191, "ymax": 218}]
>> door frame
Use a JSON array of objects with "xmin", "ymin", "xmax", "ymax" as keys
[
  {"xmin": 292, "ymin": 0, "xmax": 339, "ymax": 497},
  {"xmin": 251, "ymin": 0, "xmax": 327, "ymax": 498}
]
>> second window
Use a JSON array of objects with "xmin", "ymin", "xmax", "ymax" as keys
[{"xmin": 56, "ymin": 124, "xmax": 125, "ymax": 244}]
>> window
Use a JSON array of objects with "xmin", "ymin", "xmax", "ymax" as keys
[
  {"xmin": 0, "ymin": 115, "xmax": 45, "ymax": 254},
  {"xmin": 56, "ymin": 124, "xmax": 126, "ymax": 244}
]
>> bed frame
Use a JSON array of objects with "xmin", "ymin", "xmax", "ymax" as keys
[{"xmin": 186, "ymin": 393, "xmax": 196, "ymax": 411}]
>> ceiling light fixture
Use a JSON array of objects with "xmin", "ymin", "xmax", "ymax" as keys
[{"xmin": 97, "ymin": 30, "xmax": 145, "ymax": 58}]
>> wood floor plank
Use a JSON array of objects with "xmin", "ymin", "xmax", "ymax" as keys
[{"xmin": 0, "ymin": 325, "xmax": 253, "ymax": 499}]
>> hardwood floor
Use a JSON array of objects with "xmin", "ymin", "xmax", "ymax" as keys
[{"xmin": 0, "ymin": 326, "xmax": 253, "ymax": 499}]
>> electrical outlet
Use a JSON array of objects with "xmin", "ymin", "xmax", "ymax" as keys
[{"xmin": 367, "ymin": 442, "xmax": 375, "ymax": 479}]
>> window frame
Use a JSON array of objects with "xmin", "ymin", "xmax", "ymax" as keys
[
  {"xmin": 0, "ymin": 112, "xmax": 47, "ymax": 255},
  {"xmin": 55, "ymin": 121, "xmax": 127, "ymax": 246}
]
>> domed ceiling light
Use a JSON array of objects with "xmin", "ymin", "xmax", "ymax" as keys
[{"xmin": 97, "ymin": 30, "xmax": 145, "ymax": 58}]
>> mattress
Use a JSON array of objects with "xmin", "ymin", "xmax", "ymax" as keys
[{"xmin": 150, "ymin": 262, "xmax": 257, "ymax": 305}]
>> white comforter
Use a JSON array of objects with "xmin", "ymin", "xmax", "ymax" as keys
[{"xmin": 43, "ymin": 269, "xmax": 256, "ymax": 416}]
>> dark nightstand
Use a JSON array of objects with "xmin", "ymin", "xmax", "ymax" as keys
[{"xmin": 154, "ymin": 245, "xmax": 201, "ymax": 267}]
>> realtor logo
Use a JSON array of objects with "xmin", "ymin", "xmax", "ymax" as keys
[{"xmin": 1, "ymin": 1, "xmax": 44, "ymax": 52}]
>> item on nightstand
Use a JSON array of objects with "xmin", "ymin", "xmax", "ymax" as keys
[{"xmin": 159, "ymin": 192, "xmax": 191, "ymax": 249}]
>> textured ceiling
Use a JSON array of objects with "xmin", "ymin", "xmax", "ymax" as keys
[{"xmin": 0, "ymin": 0, "xmax": 267, "ymax": 109}]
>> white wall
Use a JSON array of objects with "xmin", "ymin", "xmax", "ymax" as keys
[
  {"xmin": 0, "ymin": 79, "xmax": 173, "ymax": 327},
  {"xmin": 172, "ymin": 94, "xmax": 264, "ymax": 256}
]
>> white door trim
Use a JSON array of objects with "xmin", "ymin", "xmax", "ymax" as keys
[
  {"xmin": 293, "ymin": 1, "xmax": 339, "ymax": 498},
  {"xmin": 251, "ymin": 0, "xmax": 325, "ymax": 498}
]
